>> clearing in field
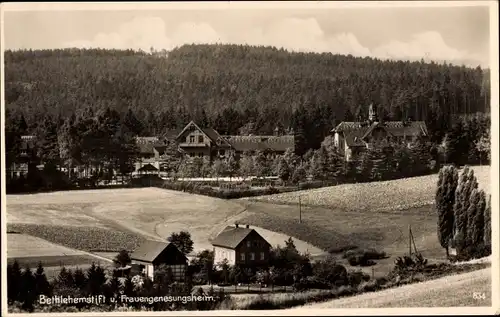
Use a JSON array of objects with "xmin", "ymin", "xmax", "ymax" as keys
[
  {"xmin": 6, "ymin": 188, "xmax": 323, "ymax": 256},
  {"xmin": 291, "ymin": 268, "xmax": 491, "ymax": 308}
]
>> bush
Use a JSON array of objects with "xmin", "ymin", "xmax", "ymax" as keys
[
  {"xmin": 344, "ymin": 248, "xmax": 386, "ymax": 266},
  {"xmin": 455, "ymin": 243, "xmax": 491, "ymax": 262},
  {"xmin": 347, "ymin": 271, "xmax": 370, "ymax": 287},
  {"xmin": 293, "ymin": 276, "xmax": 331, "ymax": 291},
  {"xmin": 329, "ymin": 245, "xmax": 358, "ymax": 254}
]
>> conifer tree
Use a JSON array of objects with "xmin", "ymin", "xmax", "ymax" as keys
[
  {"xmin": 7, "ymin": 260, "xmax": 22, "ymax": 303},
  {"xmin": 483, "ymin": 194, "xmax": 492, "ymax": 248},
  {"xmin": 34, "ymin": 262, "xmax": 51, "ymax": 297},
  {"xmin": 465, "ymin": 188, "xmax": 480, "ymax": 247},
  {"xmin": 435, "ymin": 165, "xmax": 459, "ymax": 257},
  {"xmin": 470, "ymin": 190, "xmax": 486, "ymax": 247},
  {"xmin": 20, "ymin": 265, "xmax": 37, "ymax": 312}
]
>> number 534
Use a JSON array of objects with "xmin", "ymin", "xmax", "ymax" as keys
[{"xmin": 472, "ymin": 292, "xmax": 486, "ymax": 300}]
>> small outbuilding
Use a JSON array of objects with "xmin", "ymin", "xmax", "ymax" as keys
[{"xmin": 130, "ymin": 240, "xmax": 188, "ymax": 281}]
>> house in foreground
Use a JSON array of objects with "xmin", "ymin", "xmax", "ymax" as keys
[
  {"xmin": 331, "ymin": 104, "xmax": 429, "ymax": 161},
  {"xmin": 211, "ymin": 224, "xmax": 271, "ymax": 272},
  {"xmin": 130, "ymin": 240, "xmax": 188, "ymax": 281}
]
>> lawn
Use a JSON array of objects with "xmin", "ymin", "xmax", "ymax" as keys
[
  {"xmin": 243, "ymin": 166, "xmax": 490, "ymax": 212},
  {"xmin": 6, "ymin": 188, "xmax": 323, "ymax": 256},
  {"xmin": 292, "ymin": 268, "xmax": 492, "ymax": 308}
]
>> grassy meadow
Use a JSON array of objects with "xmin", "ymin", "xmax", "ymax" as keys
[
  {"xmin": 243, "ymin": 166, "xmax": 490, "ymax": 211},
  {"xmin": 6, "ymin": 187, "xmax": 322, "ymax": 257},
  {"xmin": 292, "ymin": 268, "xmax": 492, "ymax": 309}
]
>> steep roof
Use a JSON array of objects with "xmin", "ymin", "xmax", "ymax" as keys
[
  {"xmin": 131, "ymin": 240, "xmax": 170, "ymax": 263},
  {"xmin": 332, "ymin": 121, "xmax": 428, "ymax": 147},
  {"xmin": 224, "ymin": 135, "xmax": 295, "ymax": 152},
  {"xmin": 211, "ymin": 226, "xmax": 270, "ymax": 249},
  {"xmin": 130, "ymin": 240, "xmax": 187, "ymax": 263},
  {"xmin": 136, "ymin": 136, "xmax": 166, "ymax": 154}
]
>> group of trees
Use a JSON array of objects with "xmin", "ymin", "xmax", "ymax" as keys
[
  {"xmin": 189, "ymin": 237, "xmax": 369, "ymax": 291},
  {"xmin": 435, "ymin": 165, "xmax": 491, "ymax": 260},
  {"xmin": 7, "ymin": 260, "xmax": 226, "ymax": 313},
  {"xmin": 5, "ymin": 45, "xmax": 491, "ymax": 194},
  {"xmin": 5, "ymin": 45, "xmax": 490, "ymax": 157}
]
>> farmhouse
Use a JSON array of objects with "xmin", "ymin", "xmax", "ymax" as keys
[
  {"xmin": 175, "ymin": 121, "xmax": 296, "ymax": 160},
  {"xmin": 130, "ymin": 240, "xmax": 188, "ymax": 282},
  {"xmin": 211, "ymin": 224, "xmax": 271, "ymax": 272},
  {"xmin": 332, "ymin": 104, "xmax": 428, "ymax": 161}
]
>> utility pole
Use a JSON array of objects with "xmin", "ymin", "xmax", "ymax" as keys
[
  {"xmin": 299, "ymin": 195, "xmax": 302, "ymax": 224},
  {"xmin": 409, "ymin": 225, "xmax": 412, "ymax": 256}
]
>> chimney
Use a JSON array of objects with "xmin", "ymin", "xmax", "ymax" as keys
[
  {"xmin": 246, "ymin": 224, "xmax": 250, "ymax": 229},
  {"xmin": 235, "ymin": 223, "xmax": 239, "ymax": 228}
]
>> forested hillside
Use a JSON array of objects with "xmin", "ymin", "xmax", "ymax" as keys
[{"xmin": 5, "ymin": 44, "xmax": 490, "ymax": 152}]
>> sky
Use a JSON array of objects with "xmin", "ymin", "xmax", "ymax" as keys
[{"xmin": 1, "ymin": 2, "xmax": 493, "ymax": 67}]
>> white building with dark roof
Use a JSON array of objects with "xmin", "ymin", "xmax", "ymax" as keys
[{"xmin": 332, "ymin": 104, "xmax": 428, "ymax": 161}]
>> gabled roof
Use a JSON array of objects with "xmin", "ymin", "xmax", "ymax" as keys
[
  {"xmin": 211, "ymin": 226, "xmax": 271, "ymax": 249},
  {"xmin": 333, "ymin": 120, "xmax": 428, "ymax": 147},
  {"xmin": 176, "ymin": 121, "xmax": 216, "ymax": 142},
  {"xmin": 224, "ymin": 135, "xmax": 295, "ymax": 152},
  {"xmin": 130, "ymin": 240, "xmax": 186, "ymax": 263}
]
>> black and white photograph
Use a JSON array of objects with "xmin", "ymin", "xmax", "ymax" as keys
[{"xmin": 1, "ymin": 1, "xmax": 498, "ymax": 315}]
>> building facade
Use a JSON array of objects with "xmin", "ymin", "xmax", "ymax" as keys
[
  {"xmin": 211, "ymin": 224, "xmax": 272, "ymax": 272},
  {"xmin": 130, "ymin": 240, "xmax": 188, "ymax": 282},
  {"xmin": 175, "ymin": 121, "xmax": 295, "ymax": 161},
  {"xmin": 331, "ymin": 104, "xmax": 428, "ymax": 161}
]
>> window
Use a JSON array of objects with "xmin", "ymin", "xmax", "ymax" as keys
[
  {"xmin": 198, "ymin": 153, "xmax": 204, "ymax": 157},
  {"xmin": 240, "ymin": 253, "xmax": 245, "ymax": 261},
  {"xmin": 219, "ymin": 150, "xmax": 225, "ymax": 156},
  {"xmin": 189, "ymin": 153, "xmax": 195, "ymax": 157},
  {"xmin": 247, "ymin": 241, "xmax": 251, "ymax": 248},
  {"xmin": 260, "ymin": 252, "xmax": 265, "ymax": 260},
  {"xmin": 190, "ymin": 135, "xmax": 195, "ymax": 143},
  {"xmin": 250, "ymin": 252, "xmax": 255, "ymax": 261},
  {"xmin": 198, "ymin": 135, "xmax": 204, "ymax": 143}
]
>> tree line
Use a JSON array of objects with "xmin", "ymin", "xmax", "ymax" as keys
[
  {"xmin": 5, "ymin": 45, "xmax": 490, "ymax": 153},
  {"xmin": 435, "ymin": 165, "xmax": 491, "ymax": 260}
]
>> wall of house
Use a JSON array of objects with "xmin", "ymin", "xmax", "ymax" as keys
[
  {"xmin": 182, "ymin": 147, "xmax": 212, "ymax": 159},
  {"xmin": 234, "ymin": 231, "xmax": 271, "ymax": 269},
  {"xmin": 214, "ymin": 246, "xmax": 236, "ymax": 266},
  {"xmin": 180, "ymin": 130, "xmax": 212, "ymax": 147}
]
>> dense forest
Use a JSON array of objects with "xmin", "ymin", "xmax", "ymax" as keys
[{"xmin": 5, "ymin": 44, "xmax": 491, "ymax": 150}]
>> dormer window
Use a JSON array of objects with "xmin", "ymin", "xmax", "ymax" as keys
[
  {"xmin": 189, "ymin": 136, "xmax": 195, "ymax": 143},
  {"xmin": 198, "ymin": 135, "xmax": 204, "ymax": 143}
]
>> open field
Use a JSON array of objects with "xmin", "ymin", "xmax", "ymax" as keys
[
  {"xmin": 7, "ymin": 233, "xmax": 87, "ymax": 258},
  {"xmin": 291, "ymin": 268, "xmax": 492, "ymax": 309},
  {"xmin": 231, "ymin": 166, "xmax": 491, "ymax": 276},
  {"xmin": 243, "ymin": 166, "xmax": 490, "ymax": 212},
  {"xmin": 7, "ymin": 233, "xmax": 113, "ymax": 280},
  {"xmin": 236, "ymin": 202, "xmax": 440, "ymax": 278},
  {"xmin": 6, "ymin": 188, "xmax": 323, "ymax": 256}
]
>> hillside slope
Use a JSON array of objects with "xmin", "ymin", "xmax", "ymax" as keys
[
  {"xmin": 291, "ymin": 268, "xmax": 492, "ymax": 309},
  {"xmin": 5, "ymin": 45, "xmax": 488, "ymax": 144},
  {"xmin": 244, "ymin": 165, "xmax": 490, "ymax": 212}
]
